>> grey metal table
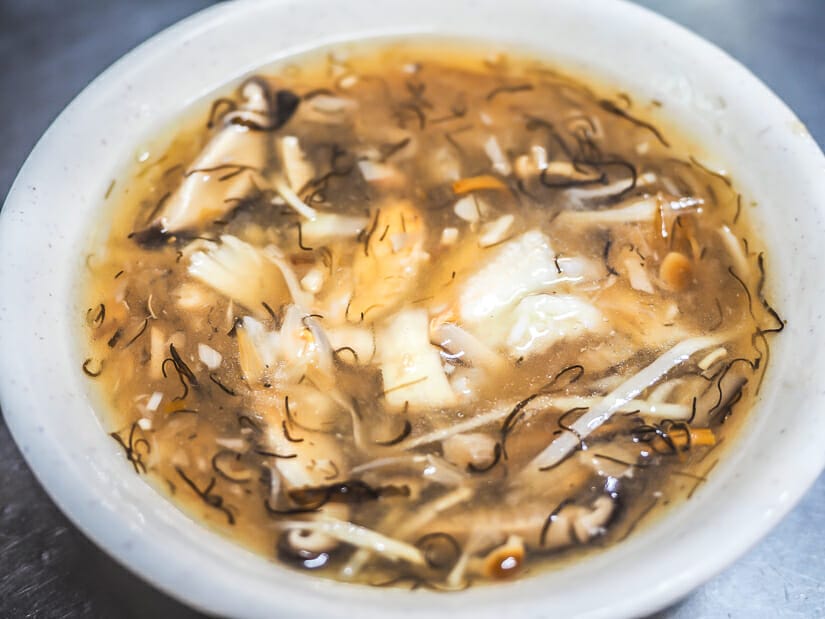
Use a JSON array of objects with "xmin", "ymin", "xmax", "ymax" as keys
[{"xmin": 1, "ymin": 2, "xmax": 823, "ymax": 617}]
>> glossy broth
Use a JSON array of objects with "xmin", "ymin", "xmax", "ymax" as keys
[{"xmin": 82, "ymin": 42, "xmax": 781, "ymax": 588}]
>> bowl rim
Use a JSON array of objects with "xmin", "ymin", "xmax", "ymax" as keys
[{"xmin": 2, "ymin": 0, "xmax": 825, "ymax": 618}]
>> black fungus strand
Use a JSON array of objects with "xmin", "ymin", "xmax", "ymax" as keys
[
  {"xmin": 599, "ymin": 99, "xmax": 670, "ymax": 147},
  {"xmin": 82, "ymin": 358, "xmax": 103, "ymax": 377},
  {"xmin": 175, "ymin": 466, "xmax": 235, "ymax": 525},
  {"xmin": 209, "ymin": 373, "xmax": 238, "ymax": 396},
  {"xmin": 374, "ymin": 420, "xmax": 413, "ymax": 447}
]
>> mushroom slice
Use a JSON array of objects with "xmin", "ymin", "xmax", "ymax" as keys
[
  {"xmin": 479, "ymin": 535, "xmax": 525, "ymax": 579},
  {"xmin": 147, "ymin": 125, "xmax": 265, "ymax": 236},
  {"xmin": 418, "ymin": 495, "xmax": 615, "ymax": 550},
  {"xmin": 277, "ymin": 528, "xmax": 336, "ymax": 570},
  {"xmin": 224, "ymin": 78, "xmax": 300, "ymax": 130},
  {"xmin": 540, "ymin": 496, "xmax": 616, "ymax": 549},
  {"xmin": 136, "ymin": 80, "xmax": 285, "ymax": 238}
]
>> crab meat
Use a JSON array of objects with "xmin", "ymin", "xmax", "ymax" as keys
[
  {"xmin": 236, "ymin": 307, "xmax": 335, "ymax": 388},
  {"xmin": 349, "ymin": 201, "xmax": 429, "ymax": 322},
  {"xmin": 253, "ymin": 394, "xmax": 347, "ymax": 488},
  {"xmin": 188, "ymin": 235, "xmax": 288, "ymax": 317}
]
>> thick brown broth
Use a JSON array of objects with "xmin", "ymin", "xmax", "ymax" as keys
[{"xmin": 82, "ymin": 41, "xmax": 782, "ymax": 588}]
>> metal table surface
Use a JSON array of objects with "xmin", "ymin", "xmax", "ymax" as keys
[{"xmin": 0, "ymin": 1, "xmax": 823, "ymax": 617}]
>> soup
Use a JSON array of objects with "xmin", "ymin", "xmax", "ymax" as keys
[{"xmin": 82, "ymin": 42, "xmax": 782, "ymax": 589}]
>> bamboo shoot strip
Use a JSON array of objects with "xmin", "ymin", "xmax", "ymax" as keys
[{"xmin": 525, "ymin": 336, "xmax": 722, "ymax": 472}]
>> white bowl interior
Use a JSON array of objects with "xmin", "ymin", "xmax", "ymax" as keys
[{"xmin": 1, "ymin": 1, "xmax": 824, "ymax": 618}]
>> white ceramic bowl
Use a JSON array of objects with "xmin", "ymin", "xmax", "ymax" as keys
[{"xmin": 2, "ymin": 1, "xmax": 824, "ymax": 617}]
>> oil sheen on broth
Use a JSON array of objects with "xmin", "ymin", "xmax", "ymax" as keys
[{"xmin": 82, "ymin": 42, "xmax": 783, "ymax": 589}]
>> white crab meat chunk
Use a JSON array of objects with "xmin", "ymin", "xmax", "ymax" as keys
[
  {"xmin": 236, "ymin": 316, "xmax": 280, "ymax": 384},
  {"xmin": 499, "ymin": 294, "xmax": 606, "ymax": 358},
  {"xmin": 188, "ymin": 235, "xmax": 288, "ymax": 317},
  {"xmin": 377, "ymin": 309, "xmax": 456, "ymax": 412},
  {"xmin": 258, "ymin": 405, "xmax": 346, "ymax": 487},
  {"xmin": 349, "ymin": 201, "xmax": 429, "ymax": 322},
  {"xmin": 236, "ymin": 306, "xmax": 335, "ymax": 388}
]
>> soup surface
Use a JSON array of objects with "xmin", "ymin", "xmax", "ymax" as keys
[{"xmin": 82, "ymin": 42, "xmax": 782, "ymax": 589}]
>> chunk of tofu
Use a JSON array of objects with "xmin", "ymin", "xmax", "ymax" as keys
[
  {"xmin": 458, "ymin": 230, "xmax": 559, "ymax": 326},
  {"xmin": 325, "ymin": 325, "xmax": 376, "ymax": 364},
  {"xmin": 377, "ymin": 309, "xmax": 455, "ymax": 412},
  {"xmin": 500, "ymin": 293, "xmax": 607, "ymax": 358}
]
